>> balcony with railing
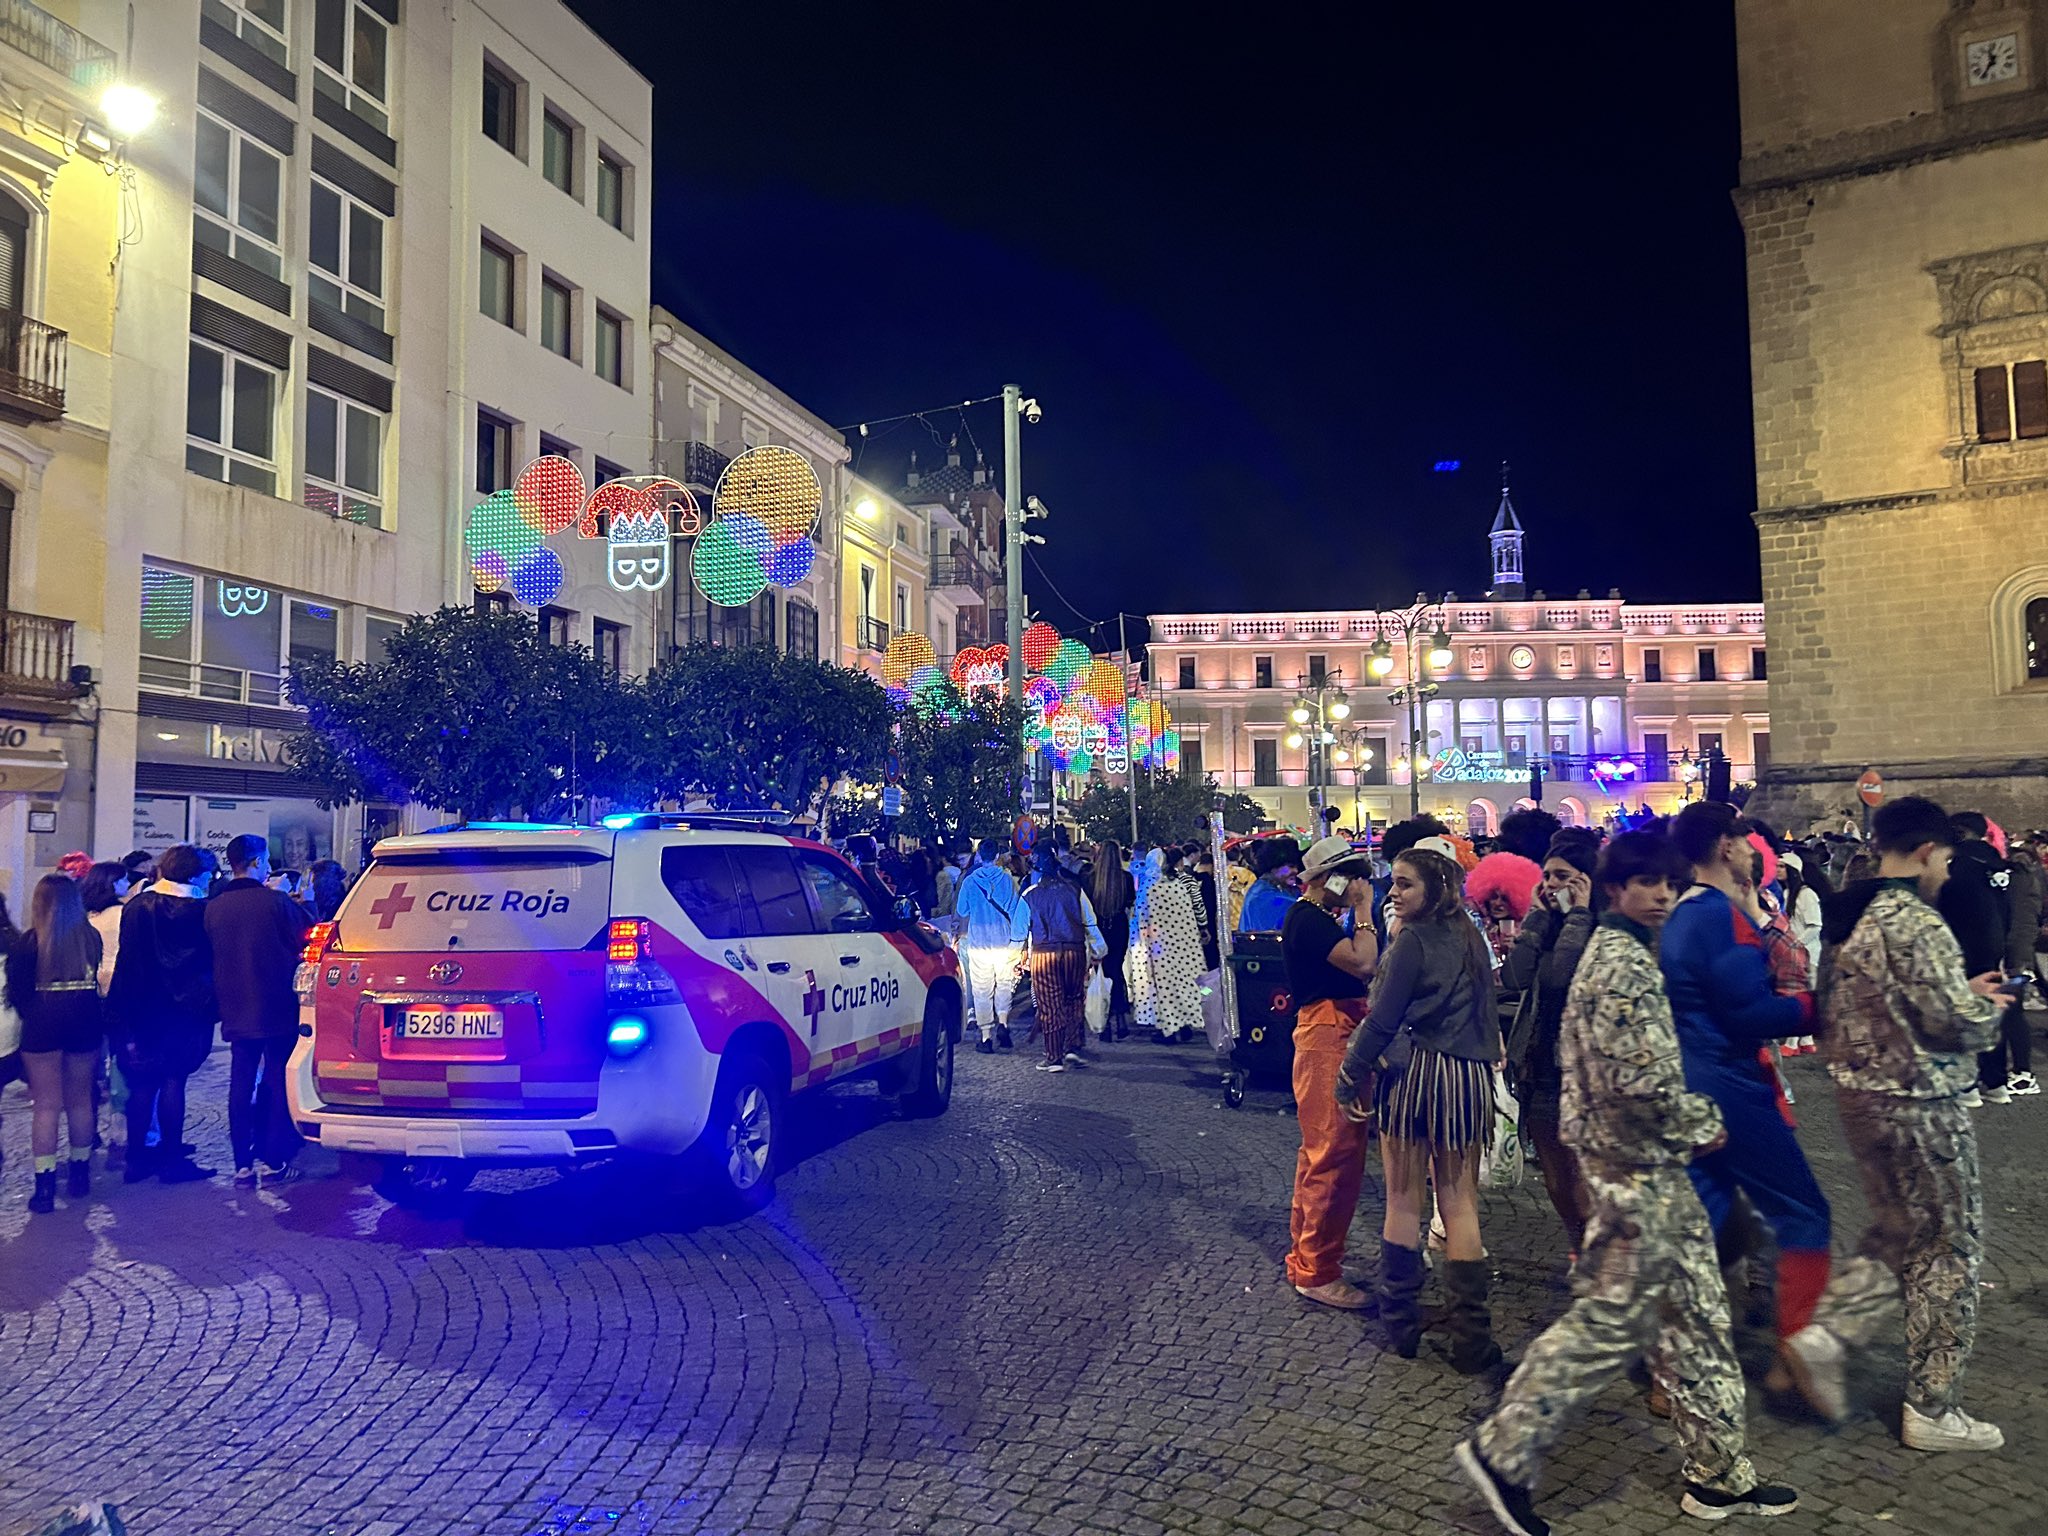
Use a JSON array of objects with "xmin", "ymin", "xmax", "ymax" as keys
[
  {"xmin": 2, "ymin": 609, "xmax": 86, "ymax": 698},
  {"xmin": 0, "ymin": 308, "xmax": 66, "ymax": 421},
  {"xmin": 856, "ymin": 616, "xmax": 890, "ymax": 653},
  {"xmin": 138, "ymin": 655, "xmax": 290, "ymax": 708},
  {"xmin": 929, "ymin": 554, "xmax": 988, "ymax": 601},
  {"xmin": 675, "ymin": 440, "xmax": 731, "ymax": 491},
  {"xmin": 0, "ymin": 0, "xmax": 115, "ymax": 91}
]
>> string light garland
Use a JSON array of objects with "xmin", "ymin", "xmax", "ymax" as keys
[{"xmin": 141, "ymin": 567, "xmax": 194, "ymax": 638}]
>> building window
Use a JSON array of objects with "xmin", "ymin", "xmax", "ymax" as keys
[
  {"xmin": 303, "ymin": 386, "xmax": 383, "ymax": 527},
  {"xmin": 1182, "ymin": 738, "xmax": 1204, "ymax": 780},
  {"xmin": 1974, "ymin": 360, "xmax": 2048, "ymax": 443},
  {"xmin": 365, "ymin": 614, "xmax": 401, "ymax": 664},
  {"xmin": 206, "ymin": 0, "xmax": 288, "ymax": 66},
  {"xmin": 186, "ymin": 339, "xmax": 278, "ymax": 494},
  {"xmin": 2028, "ymin": 596, "xmax": 2048, "ymax": 681},
  {"xmin": 1697, "ymin": 648, "xmax": 1719, "ymax": 682},
  {"xmin": 540, "ymin": 274, "xmax": 573, "ymax": 358},
  {"xmin": 1642, "ymin": 647, "xmax": 1662, "ymax": 683},
  {"xmin": 1696, "ymin": 731, "xmax": 1724, "ymax": 759},
  {"xmin": 538, "ymin": 605, "xmax": 572, "ymax": 647},
  {"xmin": 595, "ymin": 306, "xmax": 625, "ymax": 386},
  {"xmin": 192, "ymin": 111, "xmax": 283, "ymax": 278},
  {"xmin": 1253, "ymin": 738, "xmax": 1278, "ymax": 787},
  {"xmin": 595, "ymin": 456, "xmax": 626, "ymax": 485},
  {"xmin": 1751, "ymin": 732, "xmax": 1771, "ymax": 770},
  {"xmin": 894, "ymin": 582, "xmax": 910, "ymax": 633},
  {"xmin": 479, "ymin": 236, "xmax": 516, "ymax": 327},
  {"xmin": 596, "ymin": 151, "xmax": 626, "ymax": 231},
  {"xmin": 1643, "ymin": 731, "xmax": 1670, "ymax": 779},
  {"xmin": 1306, "ymin": 653, "xmax": 1327, "ymax": 685},
  {"xmin": 1254, "ymin": 655, "xmax": 1273, "ymax": 689},
  {"xmin": 541, "ymin": 109, "xmax": 576, "ymax": 196},
  {"xmin": 481, "ymin": 60, "xmax": 519, "ymax": 152},
  {"xmin": 313, "ymin": 0, "xmax": 391, "ymax": 133},
  {"xmin": 1750, "ymin": 646, "xmax": 1767, "ymax": 681},
  {"xmin": 476, "ymin": 408, "xmax": 514, "ymax": 494},
  {"xmin": 786, "ymin": 600, "xmax": 819, "ymax": 660},
  {"xmin": 309, "ymin": 177, "xmax": 385, "ymax": 329},
  {"xmin": 474, "ymin": 588, "xmax": 511, "ymax": 615},
  {"xmin": 1177, "ymin": 655, "xmax": 1196, "ymax": 690},
  {"xmin": 593, "ymin": 617, "xmax": 624, "ymax": 672}
]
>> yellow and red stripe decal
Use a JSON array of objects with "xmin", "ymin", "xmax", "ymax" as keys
[{"xmin": 794, "ymin": 1024, "xmax": 919, "ymax": 1090}]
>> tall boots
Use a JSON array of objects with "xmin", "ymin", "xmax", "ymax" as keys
[
  {"xmin": 28, "ymin": 1169, "xmax": 56, "ymax": 1213},
  {"xmin": 1441, "ymin": 1258, "xmax": 1504, "ymax": 1374},
  {"xmin": 1378, "ymin": 1239, "xmax": 1426, "ymax": 1358}
]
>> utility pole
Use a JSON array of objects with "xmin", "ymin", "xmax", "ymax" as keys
[
  {"xmin": 1120, "ymin": 611, "xmax": 1139, "ymax": 846},
  {"xmin": 1002, "ymin": 383, "xmax": 1025, "ymax": 705}
]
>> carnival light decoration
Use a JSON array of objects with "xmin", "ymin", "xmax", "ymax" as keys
[
  {"xmin": 1020, "ymin": 621, "xmax": 1062, "ymax": 673},
  {"xmin": 691, "ymin": 518, "xmax": 767, "ymax": 607},
  {"xmin": 1590, "ymin": 756, "xmax": 1641, "ymax": 794},
  {"xmin": 511, "ymin": 454, "xmax": 585, "ymax": 536},
  {"xmin": 217, "ymin": 582, "xmax": 269, "ymax": 618},
  {"xmin": 141, "ymin": 567, "xmax": 194, "ymax": 638},
  {"xmin": 695, "ymin": 445, "xmax": 822, "ymax": 608},
  {"xmin": 511, "ymin": 546, "xmax": 567, "ymax": 608},
  {"xmin": 881, "ymin": 631, "xmax": 939, "ymax": 704},
  {"xmin": 949, "ymin": 644, "xmax": 1009, "ymax": 695},
  {"xmin": 607, "ymin": 505, "xmax": 672, "ymax": 594}
]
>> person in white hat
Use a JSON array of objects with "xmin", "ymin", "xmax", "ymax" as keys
[{"xmin": 1280, "ymin": 835, "xmax": 1380, "ymax": 1308}]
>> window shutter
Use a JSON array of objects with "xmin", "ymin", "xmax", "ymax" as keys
[
  {"xmin": 1975, "ymin": 365, "xmax": 2012, "ymax": 442},
  {"xmin": 2013, "ymin": 360, "xmax": 2048, "ymax": 440}
]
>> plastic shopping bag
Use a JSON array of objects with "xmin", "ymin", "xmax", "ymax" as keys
[
  {"xmin": 1197, "ymin": 968, "xmax": 1225, "ymax": 1048},
  {"xmin": 1483, "ymin": 1067, "xmax": 1523, "ymax": 1189},
  {"xmin": 1085, "ymin": 968, "xmax": 1111, "ymax": 1034}
]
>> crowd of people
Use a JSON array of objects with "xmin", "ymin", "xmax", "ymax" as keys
[
  {"xmin": 0, "ymin": 840, "xmax": 355, "ymax": 1210},
  {"xmin": 1234, "ymin": 797, "xmax": 2043, "ymax": 1535}
]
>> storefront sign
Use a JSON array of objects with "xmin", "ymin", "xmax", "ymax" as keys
[
  {"xmin": 132, "ymin": 796, "xmax": 191, "ymax": 851},
  {"xmin": 140, "ymin": 719, "xmax": 292, "ymax": 765},
  {"xmin": 1429, "ymin": 747, "xmax": 1525, "ymax": 784}
]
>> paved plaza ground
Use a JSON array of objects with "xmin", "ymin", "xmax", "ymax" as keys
[{"xmin": 2, "ymin": 1031, "xmax": 2044, "ymax": 1536}]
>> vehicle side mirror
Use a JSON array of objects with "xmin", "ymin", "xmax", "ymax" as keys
[{"xmin": 892, "ymin": 895, "xmax": 919, "ymax": 926}]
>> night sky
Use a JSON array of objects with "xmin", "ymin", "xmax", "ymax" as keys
[{"xmin": 566, "ymin": 4, "xmax": 1755, "ymax": 639}]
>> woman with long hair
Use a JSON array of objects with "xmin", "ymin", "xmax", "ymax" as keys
[
  {"xmin": 0, "ymin": 892, "xmax": 22, "ymax": 1175},
  {"xmin": 1337, "ymin": 847, "xmax": 1503, "ymax": 1371},
  {"xmin": 6, "ymin": 874, "xmax": 105, "ymax": 1210},
  {"xmin": 108, "ymin": 843, "xmax": 220, "ymax": 1183},
  {"xmin": 308, "ymin": 858, "xmax": 349, "ymax": 922},
  {"xmin": 1091, "ymin": 841, "xmax": 1135, "ymax": 1040}
]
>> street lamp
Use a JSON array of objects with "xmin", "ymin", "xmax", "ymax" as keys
[
  {"xmin": 100, "ymin": 83, "xmax": 158, "ymax": 140},
  {"xmin": 1370, "ymin": 596, "xmax": 1453, "ymax": 819},
  {"xmin": 1289, "ymin": 673, "xmax": 1354, "ymax": 826}
]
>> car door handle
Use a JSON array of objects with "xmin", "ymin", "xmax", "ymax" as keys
[
  {"xmin": 839, "ymin": 955, "xmax": 860, "ymax": 966},
  {"xmin": 766, "ymin": 961, "xmax": 790, "ymax": 974}
]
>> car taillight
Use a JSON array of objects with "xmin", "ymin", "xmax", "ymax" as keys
[
  {"xmin": 608, "ymin": 918, "xmax": 649, "ymax": 964},
  {"xmin": 295, "ymin": 921, "xmax": 338, "ymax": 999},
  {"xmin": 606, "ymin": 918, "xmax": 679, "ymax": 1009}
]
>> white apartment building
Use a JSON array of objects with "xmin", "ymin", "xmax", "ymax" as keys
[
  {"xmin": 0, "ymin": 0, "xmax": 655, "ymax": 893},
  {"xmin": 1148, "ymin": 493, "xmax": 1770, "ymax": 836},
  {"xmin": 649, "ymin": 309, "xmax": 842, "ymax": 662}
]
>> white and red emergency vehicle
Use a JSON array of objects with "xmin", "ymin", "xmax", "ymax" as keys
[{"xmin": 286, "ymin": 815, "xmax": 962, "ymax": 1210}]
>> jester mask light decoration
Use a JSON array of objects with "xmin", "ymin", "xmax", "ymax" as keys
[{"xmin": 608, "ymin": 505, "xmax": 672, "ymax": 593}]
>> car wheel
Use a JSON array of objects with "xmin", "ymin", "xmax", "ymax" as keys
[
  {"xmin": 904, "ymin": 993, "xmax": 957, "ymax": 1118},
  {"xmin": 693, "ymin": 1050, "xmax": 781, "ymax": 1213},
  {"xmin": 372, "ymin": 1157, "xmax": 475, "ymax": 1209}
]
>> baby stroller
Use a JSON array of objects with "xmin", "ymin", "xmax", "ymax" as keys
[{"xmin": 1211, "ymin": 931, "xmax": 1297, "ymax": 1107}]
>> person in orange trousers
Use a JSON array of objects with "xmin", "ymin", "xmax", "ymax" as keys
[{"xmin": 1282, "ymin": 836, "xmax": 1381, "ymax": 1308}]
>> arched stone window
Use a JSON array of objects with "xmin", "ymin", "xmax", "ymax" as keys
[
  {"xmin": 1988, "ymin": 566, "xmax": 2048, "ymax": 691},
  {"xmin": 2029, "ymin": 596, "xmax": 2048, "ymax": 682}
]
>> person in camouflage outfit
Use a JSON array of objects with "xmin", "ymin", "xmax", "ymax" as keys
[
  {"xmin": 1456, "ymin": 833, "xmax": 1798, "ymax": 1536},
  {"xmin": 1777, "ymin": 796, "xmax": 2010, "ymax": 1452}
]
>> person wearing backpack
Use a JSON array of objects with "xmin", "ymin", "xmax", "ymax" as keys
[{"xmin": 108, "ymin": 844, "xmax": 220, "ymax": 1184}]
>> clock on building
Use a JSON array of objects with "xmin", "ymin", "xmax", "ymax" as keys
[
  {"xmin": 1966, "ymin": 33, "xmax": 2020, "ymax": 86},
  {"xmin": 1508, "ymin": 645, "xmax": 1535, "ymax": 671}
]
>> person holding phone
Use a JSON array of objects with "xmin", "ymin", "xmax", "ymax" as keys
[
  {"xmin": 1280, "ymin": 836, "xmax": 1379, "ymax": 1309},
  {"xmin": 1781, "ymin": 796, "xmax": 2011, "ymax": 1452}
]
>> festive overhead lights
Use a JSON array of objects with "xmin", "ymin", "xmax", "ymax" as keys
[
  {"xmin": 1045, "ymin": 637, "xmax": 1090, "ymax": 685},
  {"xmin": 607, "ymin": 504, "xmax": 671, "ymax": 593},
  {"xmin": 511, "ymin": 546, "xmax": 566, "ymax": 607},
  {"xmin": 512, "ymin": 455, "xmax": 587, "ymax": 536},
  {"xmin": 692, "ymin": 518, "xmax": 768, "ymax": 606},
  {"xmin": 217, "ymin": 582, "xmax": 269, "ymax": 618},
  {"xmin": 950, "ymin": 643, "xmax": 1009, "ymax": 695},
  {"xmin": 141, "ymin": 567, "xmax": 194, "ymax": 638},
  {"xmin": 466, "ymin": 487, "xmax": 542, "ymax": 564},
  {"xmin": 881, "ymin": 632, "xmax": 938, "ymax": 696},
  {"xmin": 472, "ymin": 550, "xmax": 508, "ymax": 593},
  {"xmin": 1020, "ymin": 621, "xmax": 1062, "ymax": 673}
]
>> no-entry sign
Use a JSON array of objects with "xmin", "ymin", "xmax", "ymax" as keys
[{"xmin": 1857, "ymin": 769, "xmax": 1884, "ymax": 807}]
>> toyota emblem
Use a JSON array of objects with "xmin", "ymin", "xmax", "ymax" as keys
[{"xmin": 427, "ymin": 960, "xmax": 463, "ymax": 985}]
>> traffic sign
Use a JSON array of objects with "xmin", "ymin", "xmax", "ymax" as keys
[
  {"xmin": 1857, "ymin": 769, "xmax": 1884, "ymax": 807},
  {"xmin": 1012, "ymin": 815, "xmax": 1037, "ymax": 857}
]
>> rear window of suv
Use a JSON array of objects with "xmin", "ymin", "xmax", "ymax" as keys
[{"xmin": 340, "ymin": 848, "xmax": 612, "ymax": 952}]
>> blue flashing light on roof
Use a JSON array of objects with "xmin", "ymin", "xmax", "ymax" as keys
[
  {"xmin": 601, "ymin": 812, "xmax": 642, "ymax": 830},
  {"xmin": 1432, "ymin": 460, "xmax": 1462, "ymax": 473}
]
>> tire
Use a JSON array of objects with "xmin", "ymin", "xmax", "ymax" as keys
[
  {"xmin": 1223, "ymin": 1071, "xmax": 1247, "ymax": 1109},
  {"xmin": 691, "ymin": 1049, "xmax": 782, "ymax": 1214},
  {"xmin": 372, "ymin": 1157, "xmax": 475, "ymax": 1210},
  {"xmin": 903, "ymin": 992, "xmax": 957, "ymax": 1118}
]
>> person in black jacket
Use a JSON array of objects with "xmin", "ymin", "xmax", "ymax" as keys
[
  {"xmin": 7, "ymin": 874, "xmax": 104, "ymax": 1212},
  {"xmin": 207, "ymin": 833, "xmax": 312, "ymax": 1185},
  {"xmin": 1500, "ymin": 829, "xmax": 1599, "ymax": 1252},
  {"xmin": 109, "ymin": 843, "xmax": 220, "ymax": 1183},
  {"xmin": 1942, "ymin": 813, "xmax": 2015, "ymax": 1103}
]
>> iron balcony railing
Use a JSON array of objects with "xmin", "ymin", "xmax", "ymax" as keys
[
  {"xmin": 856, "ymin": 616, "xmax": 889, "ymax": 653},
  {"xmin": 2, "ymin": 609, "xmax": 84, "ymax": 697},
  {"xmin": 138, "ymin": 655, "xmax": 292, "ymax": 708},
  {"xmin": 676, "ymin": 440, "xmax": 731, "ymax": 491},
  {"xmin": 0, "ymin": 0, "xmax": 115, "ymax": 90},
  {"xmin": 0, "ymin": 308, "xmax": 66, "ymax": 419},
  {"xmin": 929, "ymin": 554, "xmax": 988, "ymax": 595}
]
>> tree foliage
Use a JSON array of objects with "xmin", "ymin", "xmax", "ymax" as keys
[
  {"xmin": 892, "ymin": 681, "xmax": 1026, "ymax": 848},
  {"xmin": 642, "ymin": 643, "xmax": 894, "ymax": 810},
  {"xmin": 284, "ymin": 607, "xmax": 653, "ymax": 820},
  {"xmin": 1067, "ymin": 770, "xmax": 1266, "ymax": 847}
]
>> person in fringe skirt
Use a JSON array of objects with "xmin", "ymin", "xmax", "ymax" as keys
[
  {"xmin": 1013, "ymin": 845, "xmax": 1107, "ymax": 1071},
  {"xmin": 1336, "ymin": 846, "xmax": 1503, "ymax": 1371}
]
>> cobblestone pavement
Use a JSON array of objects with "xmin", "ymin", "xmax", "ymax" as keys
[{"xmin": 2, "ymin": 1034, "xmax": 2044, "ymax": 1536}]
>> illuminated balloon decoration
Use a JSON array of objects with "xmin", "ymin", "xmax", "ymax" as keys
[
  {"xmin": 511, "ymin": 454, "xmax": 585, "ymax": 537},
  {"xmin": 696, "ymin": 445, "xmax": 822, "ymax": 608},
  {"xmin": 511, "ymin": 546, "xmax": 567, "ymax": 608},
  {"xmin": 691, "ymin": 518, "xmax": 767, "ymax": 607},
  {"xmin": 881, "ymin": 632, "xmax": 938, "ymax": 704},
  {"xmin": 1020, "ymin": 621, "xmax": 1061, "ymax": 673}
]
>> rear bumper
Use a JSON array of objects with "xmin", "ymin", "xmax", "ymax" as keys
[{"xmin": 286, "ymin": 1005, "xmax": 719, "ymax": 1161}]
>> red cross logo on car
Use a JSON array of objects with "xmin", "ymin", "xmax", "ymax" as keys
[
  {"xmin": 369, "ymin": 882, "xmax": 416, "ymax": 930},
  {"xmin": 802, "ymin": 970, "xmax": 826, "ymax": 1037}
]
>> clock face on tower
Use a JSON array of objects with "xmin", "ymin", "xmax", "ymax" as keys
[{"xmin": 1966, "ymin": 33, "xmax": 2021, "ymax": 86}]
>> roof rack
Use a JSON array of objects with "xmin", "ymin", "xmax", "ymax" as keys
[{"xmin": 598, "ymin": 810, "xmax": 797, "ymax": 834}]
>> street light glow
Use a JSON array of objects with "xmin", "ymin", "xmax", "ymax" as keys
[
  {"xmin": 1427, "ymin": 629, "xmax": 1453, "ymax": 669},
  {"xmin": 854, "ymin": 496, "xmax": 878, "ymax": 520},
  {"xmin": 1369, "ymin": 640, "xmax": 1395, "ymax": 677},
  {"xmin": 100, "ymin": 83, "xmax": 158, "ymax": 138},
  {"xmin": 1285, "ymin": 731, "xmax": 1304, "ymax": 749},
  {"xmin": 1289, "ymin": 701, "xmax": 1312, "ymax": 724},
  {"xmin": 1329, "ymin": 693, "xmax": 1351, "ymax": 719}
]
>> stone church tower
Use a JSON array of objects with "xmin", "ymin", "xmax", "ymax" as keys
[{"xmin": 1737, "ymin": 0, "xmax": 2048, "ymax": 830}]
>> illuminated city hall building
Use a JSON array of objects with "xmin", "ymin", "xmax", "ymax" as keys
[{"xmin": 1147, "ymin": 490, "xmax": 1769, "ymax": 836}]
